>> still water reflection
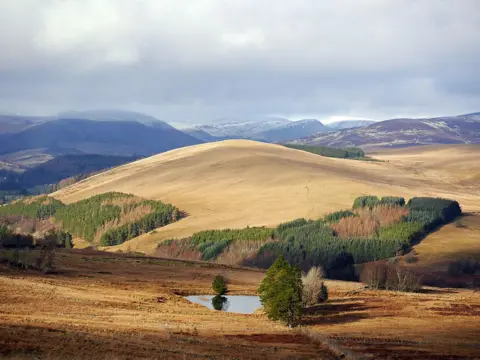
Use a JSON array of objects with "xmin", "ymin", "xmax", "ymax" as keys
[{"xmin": 185, "ymin": 295, "xmax": 261, "ymax": 314}]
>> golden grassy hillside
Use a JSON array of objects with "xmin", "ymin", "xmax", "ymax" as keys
[{"xmin": 52, "ymin": 141, "xmax": 480, "ymax": 253}]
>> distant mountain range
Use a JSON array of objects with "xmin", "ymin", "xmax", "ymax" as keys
[
  {"xmin": 0, "ymin": 117, "xmax": 200, "ymax": 158},
  {"xmin": 252, "ymin": 119, "xmax": 329, "ymax": 142},
  {"xmin": 184, "ymin": 118, "xmax": 370, "ymax": 143},
  {"xmin": 1, "ymin": 109, "xmax": 479, "ymax": 194},
  {"xmin": 293, "ymin": 113, "xmax": 480, "ymax": 150},
  {"xmin": 327, "ymin": 120, "xmax": 376, "ymax": 130},
  {"xmin": 190, "ymin": 117, "xmax": 292, "ymax": 138}
]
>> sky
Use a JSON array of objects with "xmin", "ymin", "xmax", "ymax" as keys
[{"xmin": 0, "ymin": 0, "xmax": 479, "ymax": 125}]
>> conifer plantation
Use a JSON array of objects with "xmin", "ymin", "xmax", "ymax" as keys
[
  {"xmin": 0, "ymin": 192, "xmax": 182, "ymax": 247},
  {"xmin": 158, "ymin": 196, "xmax": 462, "ymax": 279}
]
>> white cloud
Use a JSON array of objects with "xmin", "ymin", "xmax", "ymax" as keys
[{"xmin": 0, "ymin": 0, "xmax": 478, "ymax": 121}]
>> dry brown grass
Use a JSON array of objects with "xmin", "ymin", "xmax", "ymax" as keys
[
  {"xmin": 50, "ymin": 141, "xmax": 480, "ymax": 254},
  {"xmin": 1, "ymin": 249, "xmax": 479, "ymax": 359},
  {"xmin": 0, "ymin": 249, "xmax": 335, "ymax": 359}
]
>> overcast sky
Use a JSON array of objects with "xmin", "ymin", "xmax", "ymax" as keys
[{"xmin": 0, "ymin": 0, "xmax": 479, "ymax": 124}]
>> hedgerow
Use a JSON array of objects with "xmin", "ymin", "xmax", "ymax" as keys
[{"xmin": 284, "ymin": 144, "xmax": 365, "ymax": 159}]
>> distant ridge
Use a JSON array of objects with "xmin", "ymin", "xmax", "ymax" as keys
[
  {"xmin": 294, "ymin": 113, "xmax": 480, "ymax": 150},
  {"xmin": 0, "ymin": 118, "xmax": 202, "ymax": 157}
]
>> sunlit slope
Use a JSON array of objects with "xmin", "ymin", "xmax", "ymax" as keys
[
  {"xmin": 373, "ymin": 144, "xmax": 480, "ymax": 188},
  {"xmin": 52, "ymin": 140, "xmax": 480, "ymax": 253},
  {"xmin": 413, "ymin": 212, "xmax": 480, "ymax": 265}
]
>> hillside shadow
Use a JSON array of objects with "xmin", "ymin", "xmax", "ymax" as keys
[
  {"xmin": 299, "ymin": 301, "xmax": 371, "ymax": 326},
  {"xmin": 300, "ymin": 312, "xmax": 369, "ymax": 326}
]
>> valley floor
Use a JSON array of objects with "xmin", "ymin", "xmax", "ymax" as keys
[{"xmin": 1, "ymin": 249, "xmax": 480, "ymax": 359}]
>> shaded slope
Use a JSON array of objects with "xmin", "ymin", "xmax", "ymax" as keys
[
  {"xmin": 16, "ymin": 154, "xmax": 140, "ymax": 188},
  {"xmin": 52, "ymin": 140, "xmax": 480, "ymax": 253},
  {"xmin": 0, "ymin": 118, "xmax": 202, "ymax": 157},
  {"xmin": 253, "ymin": 119, "xmax": 329, "ymax": 142}
]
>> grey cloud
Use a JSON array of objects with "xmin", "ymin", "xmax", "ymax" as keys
[{"xmin": 0, "ymin": 0, "xmax": 479, "ymax": 122}]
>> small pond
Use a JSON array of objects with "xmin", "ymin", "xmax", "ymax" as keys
[{"xmin": 185, "ymin": 295, "xmax": 261, "ymax": 314}]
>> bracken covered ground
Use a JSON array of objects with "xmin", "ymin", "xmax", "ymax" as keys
[{"xmin": 1, "ymin": 249, "xmax": 480, "ymax": 359}]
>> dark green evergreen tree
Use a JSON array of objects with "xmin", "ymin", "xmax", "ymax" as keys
[
  {"xmin": 212, "ymin": 275, "xmax": 228, "ymax": 295},
  {"xmin": 258, "ymin": 256, "xmax": 303, "ymax": 327}
]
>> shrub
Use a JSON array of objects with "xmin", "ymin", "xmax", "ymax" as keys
[
  {"xmin": 36, "ymin": 232, "xmax": 57, "ymax": 274},
  {"xmin": 360, "ymin": 262, "xmax": 389, "ymax": 289},
  {"xmin": 387, "ymin": 267, "xmax": 422, "ymax": 292},
  {"xmin": 302, "ymin": 266, "xmax": 326, "ymax": 306},
  {"xmin": 212, "ymin": 275, "xmax": 228, "ymax": 295},
  {"xmin": 259, "ymin": 256, "xmax": 303, "ymax": 327},
  {"xmin": 360, "ymin": 262, "xmax": 421, "ymax": 292}
]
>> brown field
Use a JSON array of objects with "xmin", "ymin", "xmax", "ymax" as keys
[
  {"xmin": 51, "ymin": 141, "xmax": 480, "ymax": 254},
  {"xmin": 1, "ymin": 249, "xmax": 480, "ymax": 359}
]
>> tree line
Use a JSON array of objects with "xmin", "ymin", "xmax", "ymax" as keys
[{"xmin": 284, "ymin": 144, "xmax": 366, "ymax": 159}]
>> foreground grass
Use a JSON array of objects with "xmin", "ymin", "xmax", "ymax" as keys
[{"xmin": 0, "ymin": 249, "xmax": 479, "ymax": 359}]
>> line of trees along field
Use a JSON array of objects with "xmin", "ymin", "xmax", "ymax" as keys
[
  {"xmin": 284, "ymin": 144, "xmax": 367, "ymax": 159},
  {"xmin": 159, "ymin": 196, "xmax": 461, "ymax": 280}
]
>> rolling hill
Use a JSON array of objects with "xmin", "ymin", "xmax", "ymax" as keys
[
  {"xmin": 52, "ymin": 140, "xmax": 480, "ymax": 254},
  {"xmin": 296, "ymin": 113, "xmax": 480, "ymax": 150}
]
